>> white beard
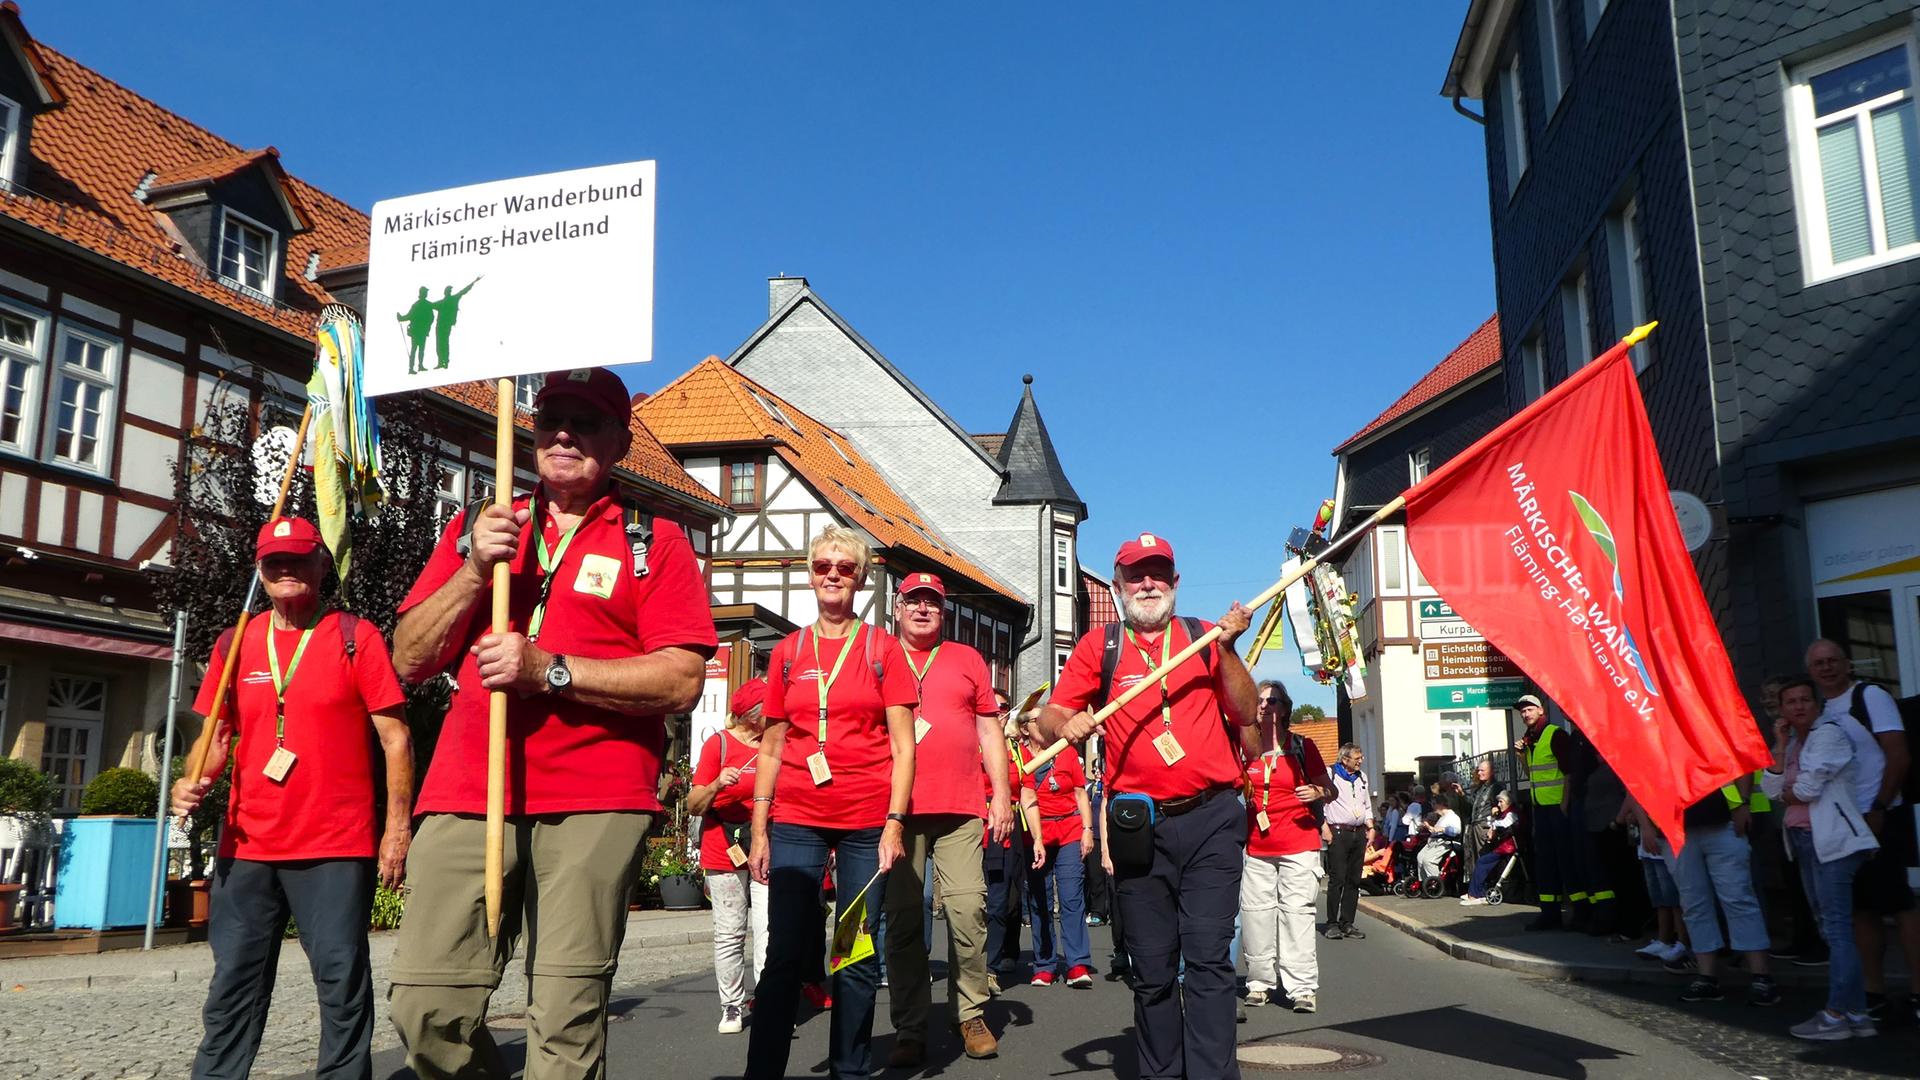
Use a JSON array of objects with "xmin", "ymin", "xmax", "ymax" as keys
[{"xmin": 1121, "ymin": 588, "xmax": 1175, "ymax": 632}]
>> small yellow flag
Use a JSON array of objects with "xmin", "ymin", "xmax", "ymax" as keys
[{"xmin": 829, "ymin": 869, "xmax": 883, "ymax": 974}]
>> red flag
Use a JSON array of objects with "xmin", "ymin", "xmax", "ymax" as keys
[{"xmin": 1401, "ymin": 327, "xmax": 1769, "ymax": 848}]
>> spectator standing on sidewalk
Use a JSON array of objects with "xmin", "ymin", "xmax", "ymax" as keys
[
  {"xmin": 1757, "ymin": 676, "xmax": 1826, "ymax": 967},
  {"xmin": 1238, "ymin": 680, "xmax": 1330, "ymax": 1013},
  {"xmin": 1807, "ymin": 638, "xmax": 1919, "ymax": 1027},
  {"xmin": 1638, "ymin": 783, "xmax": 1780, "ymax": 1008},
  {"xmin": 1323, "ymin": 743, "xmax": 1373, "ymax": 940},
  {"xmin": 688, "ymin": 679, "xmax": 770, "ymax": 1035},
  {"xmin": 1515, "ymin": 695, "xmax": 1576, "ymax": 932},
  {"xmin": 1761, "ymin": 676, "xmax": 1880, "ymax": 1041},
  {"xmin": 172, "ymin": 517, "xmax": 413, "ymax": 1080},
  {"xmin": 1630, "ymin": 819, "xmax": 1690, "ymax": 965},
  {"xmin": 1039, "ymin": 532, "xmax": 1259, "ymax": 1080},
  {"xmin": 1463, "ymin": 760, "xmax": 1504, "ymax": 871}
]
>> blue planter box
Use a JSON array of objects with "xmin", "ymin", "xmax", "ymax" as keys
[{"xmin": 55, "ymin": 816, "xmax": 160, "ymax": 930}]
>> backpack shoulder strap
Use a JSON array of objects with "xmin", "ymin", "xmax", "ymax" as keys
[
  {"xmin": 337, "ymin": 611, "xmax": 360, "ymax": 662},
  {"xmin": 619, "ymin": 496, "xmax": 655, "ymax": 579},
  {"xmin": 1179, "ymin": 616, "xmax": 1212, "ymax": 671},
  {"xmin": 1850, "ymin": 683, "xmax": 1872, "ymax": 727},
  {"xmin": 1097, "ymin": 622, "xmax": 1124, "ymax": 708}
]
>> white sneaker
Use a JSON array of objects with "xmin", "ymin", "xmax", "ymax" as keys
[
  {"xmin": 1659, "ymin": 941, "xmax": 1690, "ymax": 963},
  {"xmin": 1459, "ymin": 896, "xmax": 1486, "ymax": 906},
  {"xmin": 717, "ymin": 1004, "xmax": 744, "ymax": 1034},
  {"xmin": 1634, "ymin": 940, "xmax": 1669, "ymax": 959}
]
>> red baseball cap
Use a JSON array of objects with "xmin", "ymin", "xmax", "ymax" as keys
[
  {"xmin": 730, "ymin": 678, "xmax": 768, "ymax": 718},
  {"xmin": 1114, "ymin": 532, "xmax": 1175, "ymax": 568},
  {"xmin": 900, "ymin": 572, "xmax": 945, "ymax": 600},
  {"xmin": 256, "ymin": 516, "xmax": 323, "ymax": 559},
  {"xmin": 533, "ymin": 368, "xmax": 632, "ymax": 420}
]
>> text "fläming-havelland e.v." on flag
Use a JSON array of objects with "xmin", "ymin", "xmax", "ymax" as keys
[{"xmin": 1400, "ymin": 326, "xmax": 1771, "ymax": 849}]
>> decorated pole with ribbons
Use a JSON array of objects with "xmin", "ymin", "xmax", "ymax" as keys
[
  {"xmin": 364, "ymin": 160, "xmax": 657, "ymax": 939},
  {"xmin": 1022, "ymin": 499, "xmax": 1407, "ymax": 775}
]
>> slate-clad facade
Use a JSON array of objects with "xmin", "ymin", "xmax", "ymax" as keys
[{"xmin": 1446, "ymin": 0, "xmax": 1920, "ymax": 705}]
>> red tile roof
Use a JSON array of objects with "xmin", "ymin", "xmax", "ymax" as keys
[
  {"xmin": 433, "ymin": 379, "xmax": 727, "ymax": 515},
  {"xmin": 639, "ymin": 358, "xmax": 1022, "ymax": 606},
  {"xmin": 0, "ymin": 20, "xmax": 370, "ymax": 339},
  {"xmin": 1333, "ymin": 315, "xmax": 1501, "ymax": 453}
]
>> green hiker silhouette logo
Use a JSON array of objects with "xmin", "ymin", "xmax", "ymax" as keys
[{"xmin": 395, "ymin": 276, "xmax": 481, "ymax": 375}]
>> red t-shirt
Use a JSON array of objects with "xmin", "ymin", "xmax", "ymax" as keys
[
  {"xmin": 1023, "ymin": 746, "xmax": 1086, "ymax": 847},
  {"xmin": 901, "ymin": 641, "xmax": 999, "ymax": 817},
  {"xmin": 692, "ymin": 730, "xmax": 760, "ymax": 872},
  {"xmin": 192, "ymin": 612, "xmax": 406, "ymax": 861},
  {"xmin": 1244, "ymin": 735, "xmax": 1329, "ymax": 857},
  {"xmin": 1049, "ymin": 620, "xmax": 1244, "ymax": 801},
  {"xmin": 764, "ymin": 624, "xmax": 918, "ymax": 830},
  {"xmin": 399, "ymin": 492, "xmax": 718, "ymax": 815}
]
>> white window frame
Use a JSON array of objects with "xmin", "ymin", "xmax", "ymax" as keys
[
  {"xmin": 1561, "ymin": 270, "xmax": 1595, "ymax": 371},
  {"xmin": 44, "ymin": 323, "xmax": 119, "ymax": 475},
  {"xmin": 1608, "ymin": 198, "xmax": 1652, "ymax": 371},
  {"xmin": 433, "ymin": 455, "xmax": 465, "ymax": 526},
  {"xmin": 1408, "ymin": 447, "xmax": 1431, "ymax": 485},
  {"xmin": 1787, "ymin": 31, "xmax": 1920, "ymax": 283},
  {"xmin": 0, "ymin": 297, "xmax": 49, "ymax": 456},
  {"xmin": 216, "ymin": 206, "xmax": 280, "ymax": 299},
  {"xmin": 514, "ymin": 374, "xmax": 540, "ymax": 413},
  {"xmin": 1521, "ymin": 335, "xmax": 1547, "ymax": 402},
  {"xmin": 1054, "ymin": 533, "xmax": 1073, "ymax": 594},
  {"xmin": 1377, "ymin": 525, "xmax": 1408, "ymax": 597},
  {"xmin": 1500, "ymin": 51, "xmax": 1530, "ymax": 196},
  {"xmin": 0, "ymin": 92, "xmax": 20, "ymax": 186},
  {"xmin": 1539, "ymin": 0, "xmax": 1569, "ymax": 113},
  {"xmin": 1055, "ymin": 648, "xmax": 1072, "ymax": 679}
]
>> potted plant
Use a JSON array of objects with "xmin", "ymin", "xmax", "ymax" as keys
[
  {"xmin": 0, "ymin": 757, "xmax": 56, "ymax": 932},
  {"xmin": 647, "ymin": 757, "xmax": 705, "ymax": 911},
  {"xmin": 165, "ymin": 757, "xmax": 229, "ymax": 928},
  {"xmin": 55, "ymin": 767, "xmax": 162, "ymax": 930}
]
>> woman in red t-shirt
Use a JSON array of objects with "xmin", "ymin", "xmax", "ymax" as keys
[
  {"xmin": 690, "ymin": 679, "xmax": 770, "ymax": 1035},
  {"xmin": 1018, "ymin": 713, "xmax": 1095, "ymax": 988},
  {"xmin": 744, "ymin": 527, "xmax": 918, "ymax": 1080}
]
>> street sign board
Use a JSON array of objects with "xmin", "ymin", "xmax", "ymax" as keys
[
  {"xmin": 1417, "ymin": 599, "xmax": 1458, "ymax": 620},
  {"xmin": 1426, "ymin": 680, "xmax": 1528, "ymax": 710},
  {"xmin": 1423, "ymin": 641, "xmax": 1523, "ymax": 681},
  {"xmin": 1419, "ymin": 620, "xmax": 1485, "ymax": 642}
]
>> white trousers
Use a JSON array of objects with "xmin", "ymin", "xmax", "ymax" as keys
[
  {"xmin": 1239, "ymin": 851, "xmax": 1320, "ymax": 997},
  {"xmin": 707, "ymin": 867, "xmax": 769, "ymax": 1008}
]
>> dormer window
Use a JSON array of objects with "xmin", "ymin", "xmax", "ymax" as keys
[
  {"xmin": 217, "ymin": 208, "xmax": 277, "ymax": 296},
  {"xmin": 0, "ymin": 93, "xmax": 18, "ymax": 187}
]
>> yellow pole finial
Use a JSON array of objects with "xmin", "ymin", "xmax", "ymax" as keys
[{"xmin": 1624, "ymin": 321, "xmax": 1659, "ymax": 347}]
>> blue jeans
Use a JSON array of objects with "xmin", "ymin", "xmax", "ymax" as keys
[
  {"xmin": 984, "ymin": 839, "xmax": 1025, "ymax": 972},
  {"xmin": 1028, "ymin": 841, "xmax": 1091, "ymax": 972},
  {"xmin": 1668, "ymin": 822, "xmax": 1767, "ymax": 955},
  {"xmin": 1788, "ymin": 828, "xmax": 1871, "ymax": 1015},
  {"xmin": 746, "ymin": 823, "xmax": 883, "ymax": 1080},
  {"xmin": 1468, "ymin": 851, "xmax": 1506, "ymax": 897}
]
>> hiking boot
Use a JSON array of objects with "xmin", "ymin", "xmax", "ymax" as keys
[
  {"xmin": 959, "ymin": 1017, "xmax": 998, "ymax": 1059},
  {"xmin": 887, "ymin": 1037, "xmax": 926, "ymax": 1067},
  {"xmin": 1679, "ymin": 977, "xmax": 1723, "ymax": 1002}
]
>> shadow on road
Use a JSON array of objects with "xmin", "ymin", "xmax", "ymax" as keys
[{"xmin": 1301, "ymin": 1003, "xmax": 1633, "ymax": 1079}]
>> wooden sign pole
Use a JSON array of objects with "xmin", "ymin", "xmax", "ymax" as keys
[
  {"xmin": 486, "ymin": 377, "xmax": 513, "ymax": 940},
  {"xmin": 181, "ymin": 405, "xmax": 315, "ymax": 792},
  {"xmin": 1023, "ymin": 497, "xmax": 1406, "ymax": 774}
]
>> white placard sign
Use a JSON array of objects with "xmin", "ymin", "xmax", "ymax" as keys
[{"xmin": 362, "ymin": 161, "xmax": 656, "ymax": 398}]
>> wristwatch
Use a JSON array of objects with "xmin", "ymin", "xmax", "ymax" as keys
[{"xmin": 543, "ymin": 653, "xmax": 572, "ymax": 694}]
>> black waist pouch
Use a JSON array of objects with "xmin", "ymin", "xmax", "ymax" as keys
[{"xmin": 1107, "ymin": 793, "xmax": 1159, "ymax": 876}]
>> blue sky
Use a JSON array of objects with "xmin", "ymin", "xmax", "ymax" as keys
[{"xmin": 37, "ymin": 2, "xmax": 1495, "ymax": 710}]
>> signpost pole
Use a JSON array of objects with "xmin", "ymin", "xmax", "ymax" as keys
[{"xmin": 485, "ymin": 378, "xmax": 513, "ymax": 941}]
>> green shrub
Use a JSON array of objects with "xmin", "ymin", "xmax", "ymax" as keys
[
  {"xmin": 0, "ymin": 756, "xmax": 56, "ymax": 827},
  {"xmin": 80, "ymin": 767, "xmax": 160, "ymax": 816}
]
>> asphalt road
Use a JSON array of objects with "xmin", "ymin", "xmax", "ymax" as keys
[{"xmin": 336, "ymin": 910, "xmax": 1804, "ymax": 1080}]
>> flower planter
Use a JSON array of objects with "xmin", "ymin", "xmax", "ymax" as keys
[
  {"xmin": 166, "ymin": 878, "xmax": 212, "ymax": 928},
  {"xmin": 55, "ymin": 816, "xmax": 160, "ymax": 930},
  {"xmin": 657, "ymin": 872, "xmax": 705, "ymax": 911},
  {"xmin": 0, "ymin": 881, "xmax": 23, "ymax": 932}
]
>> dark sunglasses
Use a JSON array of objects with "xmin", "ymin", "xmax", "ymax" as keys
[
  {"xmin": 533, "ymin": 409, "xmax": 615, "ymax": 435},
  {"xmin": 1259, "ymin": 696, "xmax": 1289, "ymax": 708},
  {"xmin": 812, "ymin": 559, "xmax": 860, "ymax": 577}
]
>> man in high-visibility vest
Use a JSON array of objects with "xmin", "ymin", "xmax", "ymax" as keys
[{"xmin": 1514, "ymin": 694, "xmax": 1575, "ymax": 932}]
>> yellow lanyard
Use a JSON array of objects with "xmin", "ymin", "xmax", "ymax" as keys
[
  {"xmin": 266, "ymin": 619, "xmax": 317, "ymax": 745},
  {"xmin": 809, "ymin": 624, "xmax": 861, "ymax": 749},
  {"xmin": 529, "ymin": 511, "xmax": 585, "ymax": 642},
  {"xmin": 903, "ymin": 644, "xmax": 940, "ymax": 707},
  {"xmin": 1125, "ymin": 627, "xmax": 1174, "ymax": 730}
]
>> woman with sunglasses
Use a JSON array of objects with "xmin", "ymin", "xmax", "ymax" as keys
[{"xmin": 746, "ymin": 526, "xmax": 918, "ymax": 1080}]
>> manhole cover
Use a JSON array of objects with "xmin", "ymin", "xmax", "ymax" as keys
[{"xmin": 1237, "ymin": 1041, "xmax": 1384, "ymax": 1072}]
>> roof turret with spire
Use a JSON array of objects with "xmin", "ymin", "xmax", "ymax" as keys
[{"xmin": 990, "ymin": 374, "xmax": 1085, "ymax": 517}]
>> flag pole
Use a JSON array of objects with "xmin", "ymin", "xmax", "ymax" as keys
[
  {"xmin": 485, "ymin": 377, "xmax": 513, "ymax": 940},
  {"xmin": 1025, "ymin": 497, "xmax": 1407, "ymax": 774},
  {"xmin": 180, "ymin": 403, "xmax": 315, "ymax": 793}
]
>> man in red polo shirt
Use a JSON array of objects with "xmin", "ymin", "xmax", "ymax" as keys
[
  {"xmin": 171, "ymin": 516, "xmax": 413, "ymax": 1080},
  {"xmin": 881, "ymin": 572, "xmax": 1011, "ymax": 1066},
  {"xmin": 1040, "ymin": 532, "xmax": 1257, "ymax": 1080},
  {"xmin": 387, "ymin": 367, "xmax": 717, "ymax": 1079},
  {"xmin": 1238, "ymin": 680, "xmax": 1330, "ymax": 1014}
]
